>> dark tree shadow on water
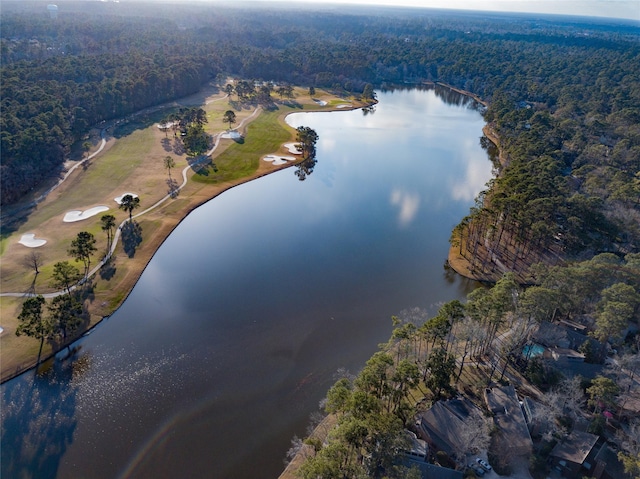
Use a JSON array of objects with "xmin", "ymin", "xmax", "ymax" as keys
[
  {"xmin": 1, "ymin": 352, "xmax": 83, "ymax": 479},
  {"xmin": 121, "ymin": 221, "xmax": 143, "ymax": 258}
]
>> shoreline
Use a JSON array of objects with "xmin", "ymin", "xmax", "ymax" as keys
[{"xmin": 0, "ymin": 92, "xmax": 374, "ymax": 384}]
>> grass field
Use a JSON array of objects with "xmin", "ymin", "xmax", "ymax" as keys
[{"xmin": 193, "ymin": 108, "xmax": 294, "ymax": 184}]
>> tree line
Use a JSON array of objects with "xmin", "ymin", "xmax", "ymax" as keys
[{"xmin": 3, "ymin": 4, "xmax": 638, "ymax": 275}]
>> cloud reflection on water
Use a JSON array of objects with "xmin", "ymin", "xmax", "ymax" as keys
[{"xmin": 390, "ymin": 188, "xmax": 421, "ymax": 227}]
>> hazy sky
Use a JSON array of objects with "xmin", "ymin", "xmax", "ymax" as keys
[{"xmin": 244, "ymin": 0, "xmax": 640, "ymax": 20}]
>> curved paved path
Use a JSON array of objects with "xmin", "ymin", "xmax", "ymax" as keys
[{"xmin": 1, "ymin": 100, "xmax": 262, "ymax": 299}]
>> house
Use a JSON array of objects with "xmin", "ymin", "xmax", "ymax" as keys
[
  {"xmin": 533, "ymin": 321, "xmax": 600, "ymax": 353},
  {"xmin": 549, "ymin": 430, "xmax": 599, "ymax": 477},
  {"xmin": 400, "ymin": 430, "xmax": 428, "ymax": 463},
  {"xmin": 484, "ymin": 386, "xmax": 533, "ymax": 456},
  {"xmin": 592, "ymin": 443, "xmax": 631, "ymax": 479},
  {"xmin": 401, "ymin": 460, "xmax": 463, "ymax": 479},
  {"xmin": 521, "ymin": 396, "xmax": 543, "ymax": 436},
  {"xmin": 532, "ymin": 322, "xmax": 605, "ymax": 379},
  {"xmin": 549, "ymin": 347, "xmax": 585, "ymax": 362},
  {"xmin": 619, "ymin": 391, "xmax": 640, "ymax": 420},
  {"xmin": 415, "ymin": 398, "xmax": 482, "ymax": 458},
  {"xmin": 416, "ymin": 401, "xmax": 466, "ymax": 457}
]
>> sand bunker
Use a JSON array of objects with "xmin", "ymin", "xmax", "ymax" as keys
[
  {"xmin": 283, "ymin": 143, "xmax": 302, "ymax": 155},
  {"xmin": 314, "ymin": 99, "xmax": 328, "ymax": 106},
  {"xmin": 337, "ymin": 104, "xmax": 352, "ymax": 109},
  {"xmin": 220, "ymin": 131, "xmax": 242, "ymax": 140},
  {"xmin": 263, "ymin": 155, "xmax": 296, "ymax": 166},
  {"xmin": 18, "ymin": 233, "xmax": 47, "ymax": 248},
  {"xmin": 63, "ymin": 206, "xmax": 109, "ymax": 223},
  {"xmin": 114, "ymin": 193, "xmax": 139, "ymax": 205}
]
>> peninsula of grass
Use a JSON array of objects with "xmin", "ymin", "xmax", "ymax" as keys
[
  {"xmin": 0, "ymin": 85, "xmax": 371, "ymax": 382},
  {"xmin": 194, "ymin": 108, "xmax": 294, "ymax": 184}
]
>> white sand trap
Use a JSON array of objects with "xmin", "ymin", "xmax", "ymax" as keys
[
  {"xmin": 314, "ymin": 99, "xmax": 328, "ymax": 106},
  {"xmin": 283, "ymin": 143, "xmax": 302, "ymax": 155},
  {"xmin": 337, "ymin": 104, "xmax": 352, "ymax": 108},
  {"xmin": 221, "ymin": 130, "xmax": 242, "ymax": 140},
  {"xmin": 157, "ymin": 121, "xmax": 175, "ymax": 130},
  {"xmin": 114, "ymin": 193, "xmax": 139, "ymax": 205},
  {"xmin": 18, "ymin": 233, "xmax": 47, "ymax": 248},
  {"xmin": 263, "ymin": 155, "xmax": 296, "ymax": 165},
  {"xmin": 63, "ymin": 206, "xmax": 109, "ymax": 223}
]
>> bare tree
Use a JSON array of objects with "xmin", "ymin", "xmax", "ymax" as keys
[
  {"xmin": 617, "ymin": 418, "xmax": 640, "ymax": 471},
  {"xmin": 545, "ymin": 376, "xmax": 586, "ymax": 426},
  {"xmin": 455, "ymin": 413, "xmax": 491, "ymax": 465},
  {"xmin": 454, "ymin": 317, "xmax": 485, "ymax": 382},
  {"xmin": 606, "ymin": 353, "xmax": 640, "ymax": 411},
  {"xmin": 22, "ymin": 251, "xmax": 43, "ymax": 275}
]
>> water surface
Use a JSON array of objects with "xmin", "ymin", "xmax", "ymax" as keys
[{"xmin": 1, "ymin": 87, "xmax": 492, "ymax": 479}]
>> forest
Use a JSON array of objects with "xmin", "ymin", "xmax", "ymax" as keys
[
  {"xmin": 2, "ymin": 2, "xmax": 639, "ymax": 276},
  {"xmin": 292, "ymin": 253, "xmax": 640, "ymax": 478}
]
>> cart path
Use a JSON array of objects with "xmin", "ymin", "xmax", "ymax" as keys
[{"xmin": 1, "ymin": 101, "xmax": 263, "ymax": 299}]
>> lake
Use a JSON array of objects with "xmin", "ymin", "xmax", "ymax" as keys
[{"xmin": 0, "ymin": 86, "xmax": 492, "ymax": 479}]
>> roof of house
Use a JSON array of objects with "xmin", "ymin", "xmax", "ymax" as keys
[
  {"xmin": 417, "ymin": 398, "xmax": 481, "ymax": 455},
  {"xmin": 522, "ymin": 396, "xmax": 541, "ymax": 425},
  {"xmin": 534, "ymin": 321, "xmax": 570, "ymax": 348},
  {"xmin": 534, "ymin": 321, "xmax": 599, "ymax": 351},
  {"xmin": 484, "ymin": 386, "xmax": 533, "ymax": 455},
  {"xmin": 549, "ymin": 347, "xmax": 585, "ymax": 361},
  {"xmin": 550, "ymin": 430, "xmax": 599, "ymax": 465},
  {"xmin": 418, "ymin": 401, "xmax": 467, "ymax": 453},
  {"xmin": 401, "ymin": 459, "xmax": 464, "ymax": 479},
  {"xmin": 594, "ymin": 443, "xmax": 630, "ymax": 479},
  {"xmin": 402, "ymin": 430, "xmax": 428, "ymax": 458},
  {"xmin": 552, "ymin": 356, "xmax": 605, "ymax": 380}
]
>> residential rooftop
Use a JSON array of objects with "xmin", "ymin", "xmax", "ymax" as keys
[{"xmin": 550, "ymin": 430, "xmax": 599, "ymax": 465}]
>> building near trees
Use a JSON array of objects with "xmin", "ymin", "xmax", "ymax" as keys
[
  {"xmin": 415, "ymin": 398, "xmax": 483, "ymax": 459},
  {"xmin": 484, "ymin": 385, "xmax": 533, "ymax": 457},
  {"xmin": 548, "ymin": 430, "xmax": 599, "ymax": 477}
]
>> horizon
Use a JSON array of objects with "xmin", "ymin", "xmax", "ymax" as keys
[
  {"xmin": 218, "ymin": 0, "xmax": 640, "ymax": 20},
  {"xmin": 27, "ymin": 0, "xmax": 640, "ymax": 21}
]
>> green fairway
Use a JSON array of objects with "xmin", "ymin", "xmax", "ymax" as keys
[{"xmin": 193, "ymin": 109, "xmax": 293, "ymax": 184}]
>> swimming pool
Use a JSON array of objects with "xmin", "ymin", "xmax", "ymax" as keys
[{"xmin": 522, "ymin": 343, "xmax": 545, "ymax": 358}]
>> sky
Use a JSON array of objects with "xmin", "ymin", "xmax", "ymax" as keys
[{"xmin": 244, "ymin": 0, "xmax": 640, "ymax": 20}]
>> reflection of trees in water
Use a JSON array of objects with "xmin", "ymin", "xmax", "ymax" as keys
[
  {"xmin": 432, "ymin": 84, "xmax": 477, "ymax": 108},
  {"xmin": 480, "ymin": 135, "xmax": 500, "ymax": 168},
  {"xmin": 295, "ymin": 157, "xmax": 317, "ymax": 181},
  {"xmin": 121, "ymin": 221, "xmax": 143, "ymax": 258},
  {"xmin": 379, "ymin": 83, "xmax": 480, "ymax": 110},
  {"xmin": 362, "ymin": 105, "xmax": 376, "ymax": 116},
  {"xmin": 1, "ymin": 351, "xmax": 87, "ymax": 479}
]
